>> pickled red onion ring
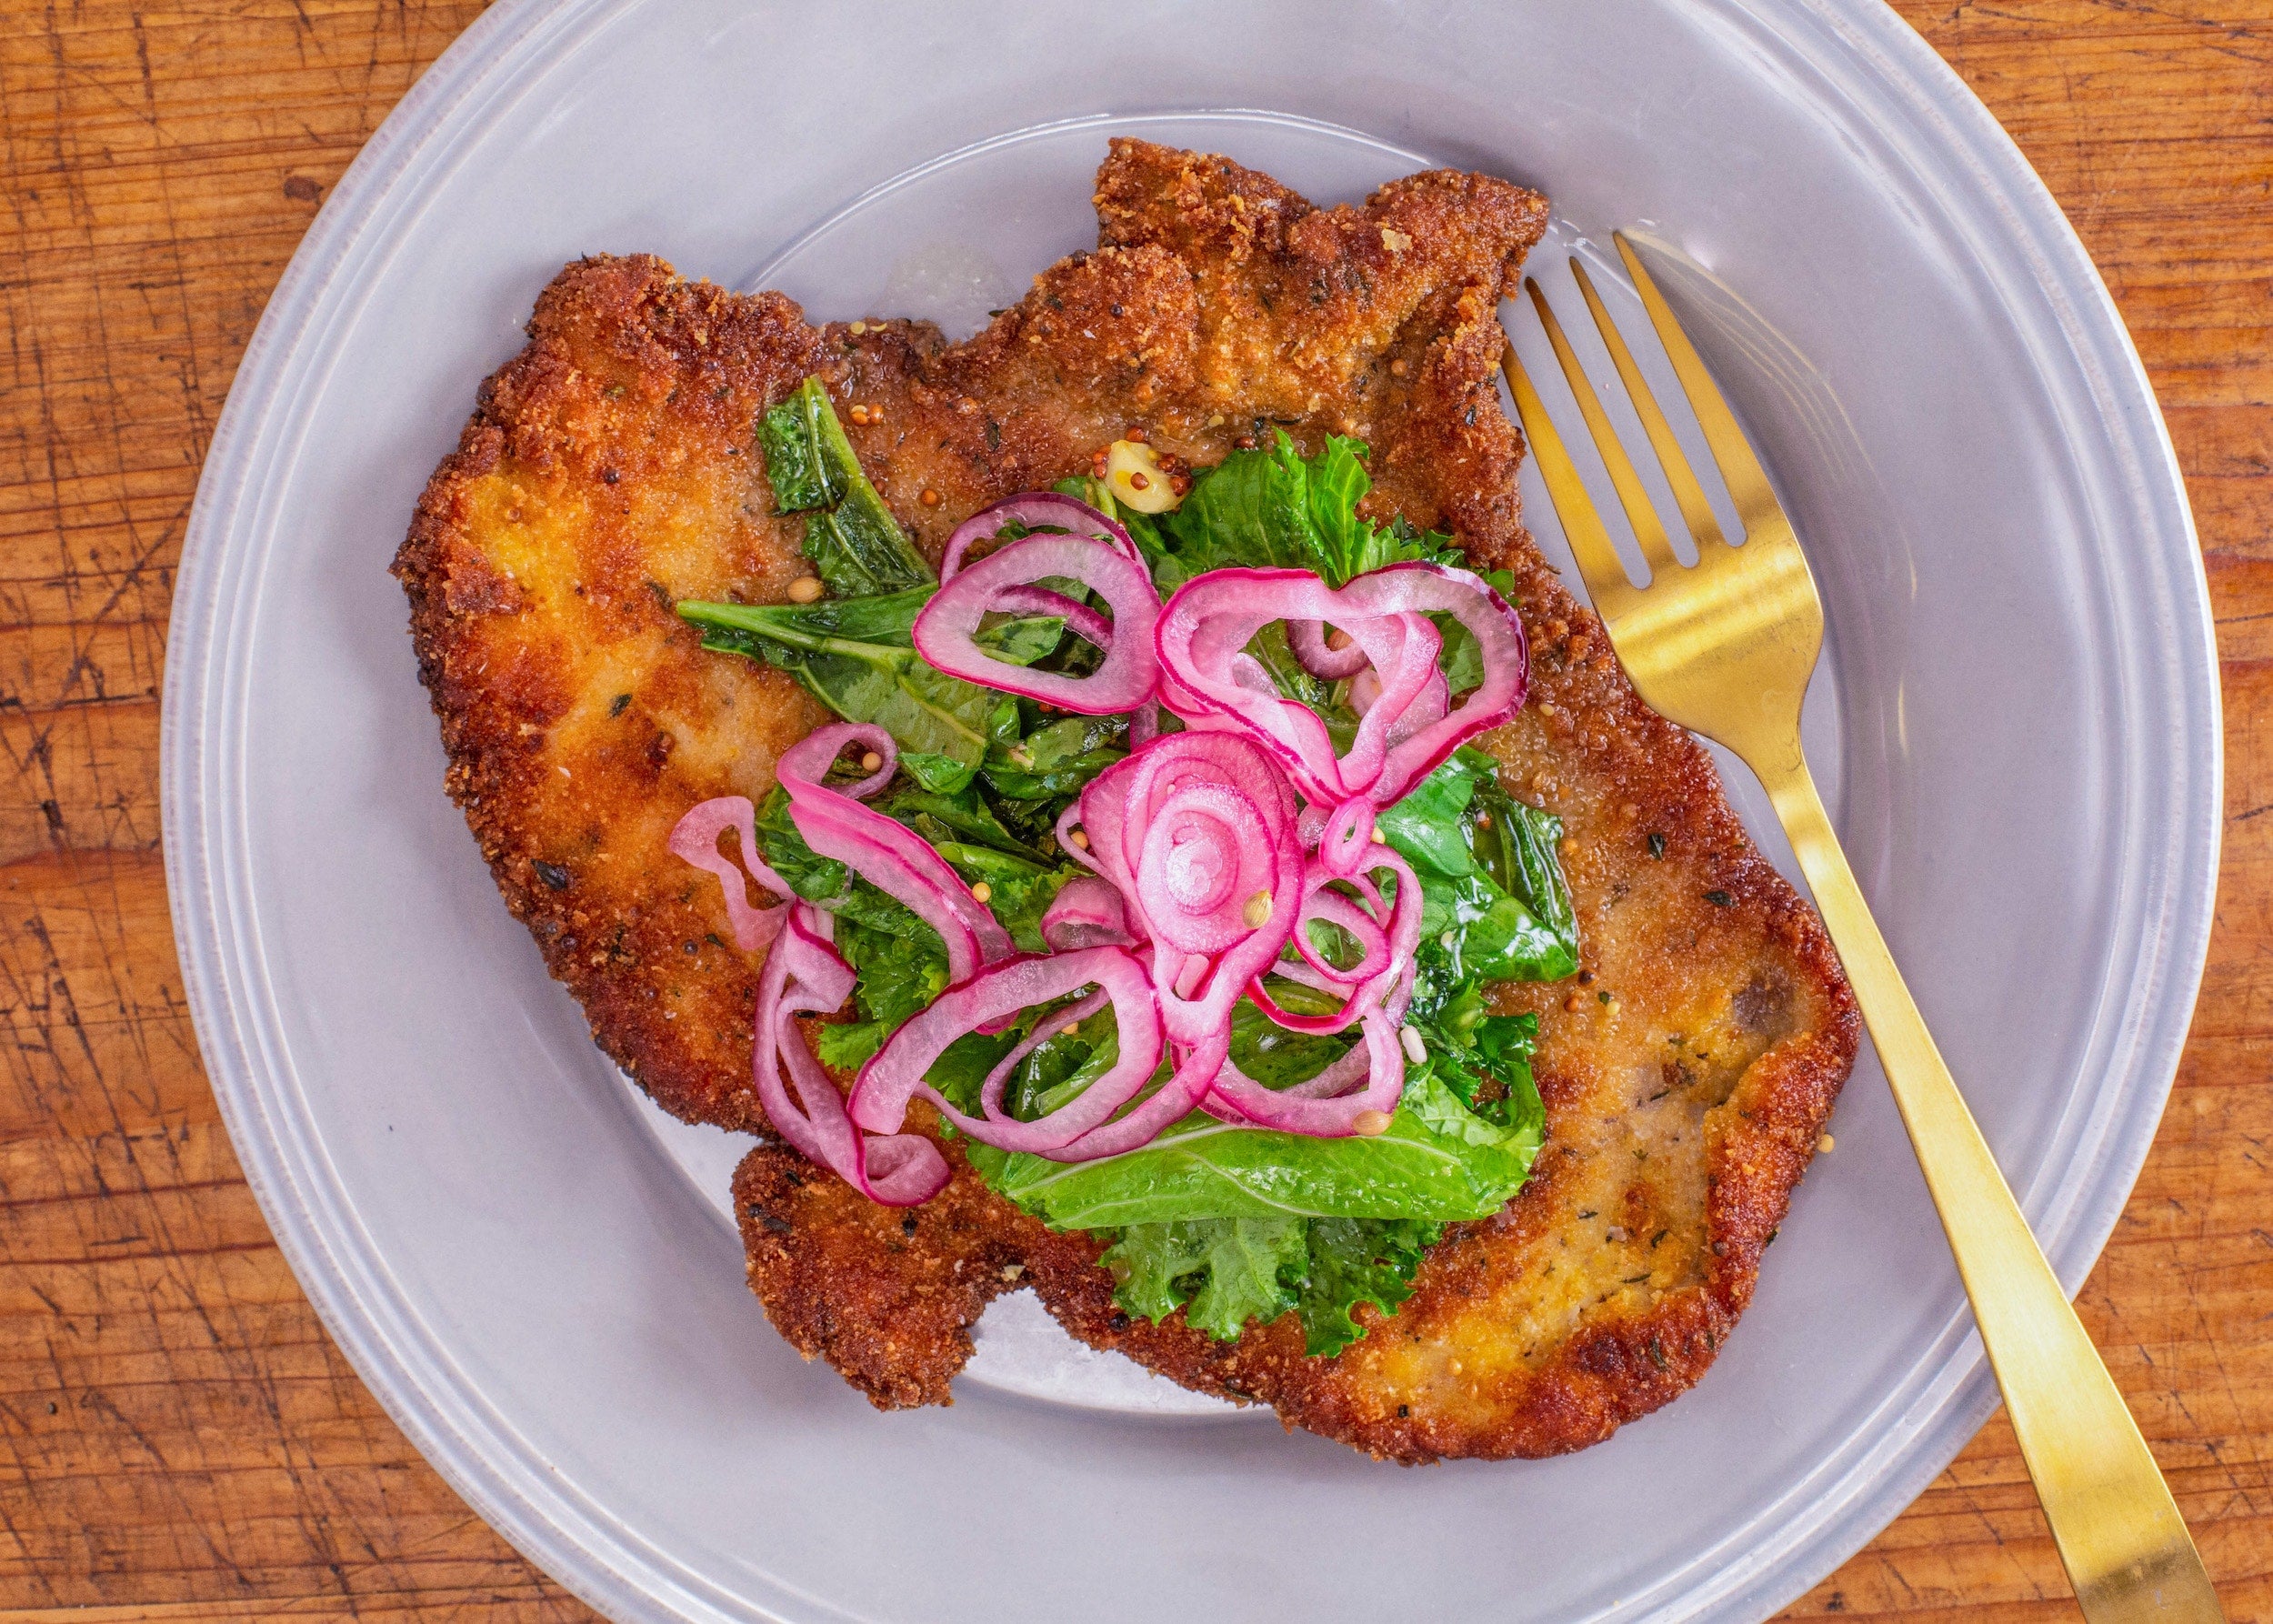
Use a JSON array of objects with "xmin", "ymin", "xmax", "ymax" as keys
[
  {"xmin": 1288, "ymin": 618, "xmax": 1369, "ymax": 680},
  {"xmin": 667, "ymin": 795, "xmax": 791, "ymax": 953},
  {"xmin": 1314, "ymin": 797, "xmax": 1379, "ymax": 878},
  {"xmin": 1078, "ymin": 732, "xmax": 1304, "ymax": 1045},
  {"xmin": 850, "ymin": 947, "xmax": 1169, "ymax": 1158},
  {"xmin": 1056, "ymin": 801, "xmax": 1105, "ymax": 878},
  {"xmin": 1040, "ymin": 876, "xmax": 1135, "ymax": 950},
  {"xmin": 1206, "ymin": 1008, "xmax": 1405, "ymax": 1136},
  {"xmin": 1249, "ymin": 844, "xmax": 1424, "ymax": 1038},
  {"xmin": 1174, "ymin": 589, "xmax": 1439, "ymax": 801},
  {"xmin": 1288, "ymin": 888, "xmax": 1389, "ymax": 987},
  {"xmin": 1155, "ymin": 561, "xmax": 1527, "ymax": 807},
  {"xmin": 915, "ymin": 532, "xmax": 1161, "ymax": 714},
  {"xmin": 940, "ymin": 491, "xmax": 1143, "ymax": 580},
  {"xmin": 776, "ymin": 723, "xmax": 1011, "ymax": 985},
  {"xmin": 751, "ymin": 903, "xmax": 948, "ymax": 1206}
]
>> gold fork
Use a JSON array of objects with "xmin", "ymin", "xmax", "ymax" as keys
[{"xmin": 1506, "ymin": 238, "xmax": 2224, "ymax": 1624}]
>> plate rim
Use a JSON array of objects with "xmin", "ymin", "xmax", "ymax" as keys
[{"xmin": 160, "ymin": 3, "xmax": 2221, "ymax": 1620}]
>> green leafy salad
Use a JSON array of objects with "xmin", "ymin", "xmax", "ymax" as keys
[{"xmin": 678, "ymin": 379, "xmax": 1578, "ymax": 1356}]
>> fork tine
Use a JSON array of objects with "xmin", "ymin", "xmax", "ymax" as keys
[
  {"xmin": 1523, "ymin": 279, "xmax": 1684, "ymax": 581},
  {"xmin": 1503, "ymin": 335, "xmax": 1640, "ymax": 626},
  {"xmin": 1569, "ymin": 259, "xmax": 1729, "ymax": 554},
  {"xmin": 1611, "ymin": 233, "xmax": 1781, "ymax": 540}
]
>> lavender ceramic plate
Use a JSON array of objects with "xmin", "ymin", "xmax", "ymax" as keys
[{"xmin": 165, "ymin": 5, "xmax": 2216, "ymax": 1620}]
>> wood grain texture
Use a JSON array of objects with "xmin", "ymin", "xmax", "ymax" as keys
[{"xmin": 0, "ymin": 1, "xmax": 2262, "ymax": 1618}]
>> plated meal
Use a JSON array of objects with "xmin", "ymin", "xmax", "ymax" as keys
[{"xmin": 395, "ymin": 138, "xmax": 1858, "ymax": 1461}]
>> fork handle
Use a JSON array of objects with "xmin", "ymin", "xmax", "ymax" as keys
[{"xmin": 1756, "ymin": 752, "xmax": 2224, "ymax": 1622}]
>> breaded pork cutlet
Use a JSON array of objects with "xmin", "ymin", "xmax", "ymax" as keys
[{"xmin": 396, "ymin": 139, "xmax": 1858, "ymax": 1460}]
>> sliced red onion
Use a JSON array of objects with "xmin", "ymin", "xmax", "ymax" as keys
[
  {"xmin": 1215, "ymin": 846, "xmax": 1425, "ymax": 1135},
  {"xmin": 1313, "ymin": 797, "xmax": 1379, "ymax": 878},
  {"xmin": 1345, "ymin": 622, "xmax": 1439, "ymax": 727},
  {"xmin": 1040, "ymin": 877, "xmax": 1134, "ymax": 950},
  {"xmin": 667, "ymin": 795, "xmax": 791, "ymax": 952},
  {"xmin": 1056, "ymin": 801, "xmax": 1105, "ymax": 878},
  {"xmin": 991, "ymin": 584, "xmax": 1113, "ymax": 648},
  {"xmin": 776, "ymin": 723, "xmax": 1011, "ymax": 984},
  {"xmin": 1226, "ymin": 603, "xmax": 1438, "ymax": 797},
  {"xmin": 849, "ymin": 947, "xmax": 1168, "ymax": 1158},
  {"xmin": 1390, "ymin": 671, "xmax": 1449, "ymax": 744},
  {"xmin": 1155, "ymin": 658, "xmax": 1215, "ymax": 725},
  {"xmin": 976, "ymin": 987, "xmax": 1110, "ymax": 1120},
  {"xmin": 1349, "ymin": 845, "xmax": 1425, "ymax": 1028},
  {"xmin": 752, "ymin": 903, "xmax": 948, "ymax": 1206},
  {"xmin": 1156, "ymin": 562, "xmax": 1527, "ymax": 807},
  {"xmin": 1207, "ymin": 1009, "xmax": 1405, "ymax": 1136},
  {"xmin": 940, "ymin": 492, "xmax": 1143, "ymax": 580},
  {"xmin": 1138, "ymin": 783, "xmax": 1280, "ymax": 954},
  {"xmin": 1056, "ymin": 1035, "xmax": 1231, "ymax": 1159},
  {"xmin": 1249, "ymin": 844, "xmax": 1424, "ymax": 1036},
  {"xmin": 915, "ymin": 533, "xmax": 1161, "ymax": 715},
  {"xmin": 1287, "ymin": 887, "xmax": 1389, "ymax": 987},
  {"xmin": 1079, "ymin": 732, "xmax": 1304, "ymax": 1046},
  {"xmin": 1289, "ymin": 619, "xmax": 1369, "ymax": 680}
]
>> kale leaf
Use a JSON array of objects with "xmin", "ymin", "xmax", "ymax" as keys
[
  {"xmin": 756, "ymin": 377, "xmax": 933, "ymax": 596},
  {"xmin": 677, "ymin": 594, "xmax": 1016, "ymax": 794},
  {"xmin": 876, "ymin": 781, "xmax": 1041, "ymax": 859},
  {"xmin": 1103, "ymin": 430, "xmax": 1457, "ymax": 589},
  {"xmin": 980, "ymin": 712, "xmax": 1128, "ymax": 805},
  {"xmin": 976, "ymin": 1058, "xmax": 1535, "ymax": 1230},
  {"xmin": 1430, "ymin": 1011, "xmax": 1545, "ymax": 1134},
  {"xmin": 1103, "ymin": 1214, "xmax": 1449, "ymax": 1357},
  {"xmin": 749, "ymin": 787, "xmax": 852, "ymax": 908},
  {"xmin": 1065, "ymin": 1018, "xmax": 1541, "ymax": 1357},
  {"xmin": 815, "ymin": 1019, "xmax": 890, "ymax": 1072},
  {"xmin": 919, "ymin": 1028, "xmax": 1026, "ymax": 1105},
  {"xmin": 681, "ymin": 584, "xmax": 933, "ymax": 647},
  {"xmin": 932, "ymin": 842, "xmax": 1081, "ymax": 955},
  {"xmin": 684, "ymin": 378, "xmax": 1024, "ymax": 791},
  {"xmin": 1226, "ymin": 996, "xmax": 1354, "ymax": 1091},
  {"xmin": 1102, "ymin": 1218, "xmax": 1306, "ymax": 1339},
  {"xmin": 1382, "ymin": 747, "xmax": 1580, "ymax": 997},
  {"xmin": 1297, "ymin": 1218, "xmax": 1446, "ymax": 1357},
  {"xmin": 834, "ymin": 914, "xmax": 948, "ymax": 1030},
  {"xmin": 973, "ymin": 611, "xmax": 1070, "ymax": 667}
]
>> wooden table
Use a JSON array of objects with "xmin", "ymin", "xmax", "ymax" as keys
[{"xmin": 1, "ymin": 3, "xmax": 2265, "ymax": 1618}]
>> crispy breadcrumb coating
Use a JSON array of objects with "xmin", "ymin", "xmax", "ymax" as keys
[{"xmin": 396, "ymin": 139, "xmax": 1857, "ymax": 1460}]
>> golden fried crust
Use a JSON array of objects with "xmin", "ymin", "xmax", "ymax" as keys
[
  {"xmin": 396, "ymin": 253, "xmax": 841, "ymax": 1129},
  {"xmin": 398, "ymin": 138, "xmax": 1857, "ymax": 1460},
  {"xmin": 733, "ymin": 1127, "xmax": 1033, "ymax": 1409},
  {"xmin": 1094, "ymin": 145, "xmax": 1550, "ymax": 426}
]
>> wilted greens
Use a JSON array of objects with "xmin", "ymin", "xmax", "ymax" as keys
[{"xmin": 687, "ymin": 382, "xmax": 1581, "ymax": 1358}]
